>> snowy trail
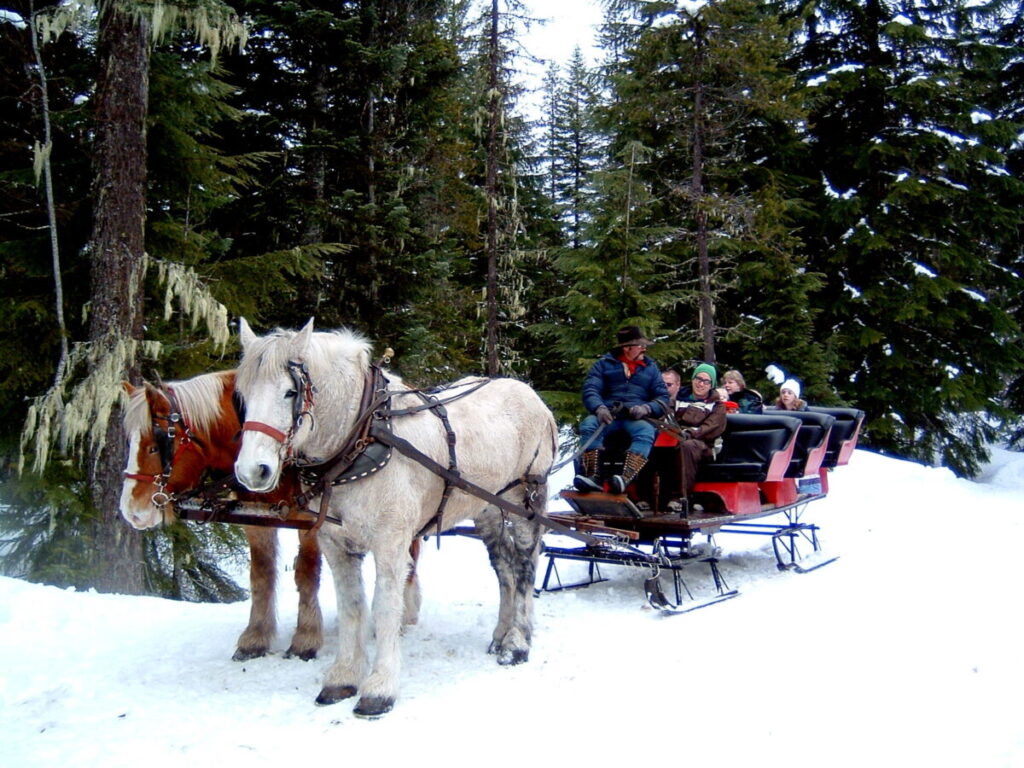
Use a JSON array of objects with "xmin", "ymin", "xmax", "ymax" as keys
[{"xmin": 3, "ymin": 449, "xmax": 1023, "ymax": 767}]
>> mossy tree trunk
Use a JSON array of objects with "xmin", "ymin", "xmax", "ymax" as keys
[{"xmin": 86, "ymin": 2, "xmax": 150, "ymax": 595}]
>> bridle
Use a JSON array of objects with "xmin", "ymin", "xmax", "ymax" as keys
[
  {"xmin": 240, "ymin": 360, "xmax": 316, "ymax": 456},
  {"xmin": 124, "ymin": 386, "xmax": 203, "ymax": 510}
]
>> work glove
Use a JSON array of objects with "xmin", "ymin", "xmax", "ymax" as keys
[
  {"xmin": 595, "ymin": 405, "xmax": 614, "ymax": 425},
  {"xmin": 629, "ymin": 404, "xmax": 651, "ymax": 420}
]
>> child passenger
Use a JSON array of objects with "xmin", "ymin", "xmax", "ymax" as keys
[
  {"xmin": 721, "ymin": 370, "xmax": 763, "ymax": 414},
  {"xmin": 775, "ymin": 378, "xmax": 808, "ymax": 411}
]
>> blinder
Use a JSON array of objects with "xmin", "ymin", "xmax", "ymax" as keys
[
  {"xmin": 287, "ymin": 360, "xmax": 316, "ymax": 431},
  {"xmin": 231, "ymin": 389, "xmax": 246, "ymax": 437},
  {"xmin": 152, "ymin": 413, "xmax": 179, "ymax": 477}
]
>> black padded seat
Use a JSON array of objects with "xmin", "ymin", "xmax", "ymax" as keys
[
  {"xmin": 769, "ymin": 410, "xmax": 836, "ymax": 477},
  {"xmin": 696, "ymin": 413, "xmax": 801, "ymax": 483},
  {"xmin": 807, "ymin": 406, "xmax": 865, "ymax": 468}
]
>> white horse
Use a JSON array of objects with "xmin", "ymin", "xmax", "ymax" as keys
[{"xmin": 233, "ymin": 318, "xmax": 557, "ymax": 718}]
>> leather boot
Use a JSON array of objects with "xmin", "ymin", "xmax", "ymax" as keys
[
  {"xmin": 573, "ymin": 450, "xmax": 603, "ymax": 493},
  {"xmin": 610, "ymin": 451, "xmax": 647, "ymax": 494}
]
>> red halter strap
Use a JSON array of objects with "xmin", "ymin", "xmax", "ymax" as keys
[{"xmin": 242, "ymin": 420, "xmax": 289, "ymax": 444}]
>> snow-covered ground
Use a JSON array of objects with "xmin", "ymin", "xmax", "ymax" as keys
[{"xmin": 3, "ymin": 448, "xmax": 1023, "ymax": 767}]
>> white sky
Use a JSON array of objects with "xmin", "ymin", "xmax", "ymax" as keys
[
  {"xmin": 519, "ymin": 0, "xmax": 605, "ymax": 70},
  {"xmin": 516, "ymin": 0, "xmax": 605, "ymax": 117}
]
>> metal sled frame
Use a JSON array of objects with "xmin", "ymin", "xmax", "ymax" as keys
[
  {"xmin": 539, "ymin": 532, "xmax": 739, "ymax": 613},
  {"xmin": 716, "ymin": 497, "xmax": 838, "ymax": 573}
]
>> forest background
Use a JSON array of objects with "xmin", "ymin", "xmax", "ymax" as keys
[{"xmin": 1, "ymin": 0, "xmax": 1022, "ymax": 598}]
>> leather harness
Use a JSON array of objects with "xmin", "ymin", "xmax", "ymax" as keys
[{"xmin": 158, "ymin": 364, "xmax": 598, "ymax": 545}]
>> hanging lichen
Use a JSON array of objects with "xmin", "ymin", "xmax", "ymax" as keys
[
  {"xmin": 154, "ymin": 258, "xmax": 230, "ymax": 350},
  {"xmin": 19, "ymin": 250, "xmax": 234, "ymax": 475},
  {"xmin": 35, "ymin": 0, "xmax": 247, "ymax": 62},
  {"xmin": 19, "ymin": 336, "xmax": 162, "ymax": 476}
]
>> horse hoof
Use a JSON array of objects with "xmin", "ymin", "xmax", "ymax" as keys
[
  {"xmin": 232, "ymin": 647, "xmax": 268, "ymax": 662},
  {"xmin": 354, "ymin": 696, "xmax": 394, "ymax": 719},
  {"xmin": 284, "ymin": 647, "xmax": 318, "ymax": 661},
  {"xmin": 497, "ymin": 647, "xmax": 529, "ymax": 666},
  {"xmin": 315, "ymin": 685, "xmax": 358, "ymax": 706}
]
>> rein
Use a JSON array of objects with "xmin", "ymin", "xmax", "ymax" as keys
[{"xmin": 174, "ymin": 362, "xmax": 614, "ymax": 550}]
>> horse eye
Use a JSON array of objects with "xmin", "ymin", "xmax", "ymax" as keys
[
  {"xmin": 148, "ymin": 445, "xmax": 159, "ymax": 454},
  {"xmin": 284, "ymin": 389, "xmax": 298, "ymax": 399}
]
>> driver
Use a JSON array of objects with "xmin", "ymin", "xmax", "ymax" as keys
[{"xmin": 574, "ymin": 326, "xmax": 670, "ymax": 494}]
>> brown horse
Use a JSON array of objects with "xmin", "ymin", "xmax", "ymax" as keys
[{"xmin": 119, "ymin": 370, "xmax": 423, "ymax": 662}]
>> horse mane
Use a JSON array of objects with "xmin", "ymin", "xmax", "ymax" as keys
[
  {"xmin": 124, "ymin": 370, "xmax": 234, "ymax": 435},
  {"xmin": 124, "ymin": 385, "xmax": 156, "ymax": 436},
  {"xmin": 169, "ymin": 370, "xmax": 235, "ymax": 433},
  {"xmin": 237, "ymin": 326, "xmax": 373, "ymax": 395}
]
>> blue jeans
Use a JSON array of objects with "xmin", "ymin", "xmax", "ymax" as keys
[{"xmin": 579, "ymin": 415, "xmax": 657, "ymax": 458}]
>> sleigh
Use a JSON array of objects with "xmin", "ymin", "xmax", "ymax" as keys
[{"xmin": 541, "ymin": 406, "xmax": 864, "ymax": 612}]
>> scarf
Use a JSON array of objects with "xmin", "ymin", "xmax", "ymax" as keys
[{"xmin": 618, "ymin": 354, "xmax": 647, "ymax": 378}]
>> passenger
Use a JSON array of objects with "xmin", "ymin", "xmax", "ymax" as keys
[
  {"xmin": 574, "ymin": 326, "xmax": 671, "ymax": 494},
  {"xmin": 774, "ymin": 378, "xmax": 808, "ymax": 411},
  {"xmin": 654, "ymin": 369, "xmax": 683, "ymax": 445},
  {"xmin": 669, "ymin": 363, "xmax": 727, "ymax": 514},
  {"xmin": 716, "ymin": 387, "xmax": 740, "ymax": 412},
  {"xmin": 721, "ymin": 369, "xmax": 763, "ymax": 414},
  {"xmin": 636, "ymin": 370, "xmax": 684, "ymax": 510}
]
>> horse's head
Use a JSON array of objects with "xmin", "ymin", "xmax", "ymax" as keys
[
  {"xmin": 234, "ymin": 317, "xmax": 370, "ymax": 493},
  {"xmin": 119, "ymin": 373, "xmax": 237, "ymax": 528}
]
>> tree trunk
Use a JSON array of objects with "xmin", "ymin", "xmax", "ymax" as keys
[
  {"xmin": 484, "ymin": 0, "xmax": 500, "ymax": 376},
  {"xmin": 86, "ymin": 3, "xmax": 151, "ymax": 595},
  {"xmin": 691, "ymin": 21, "xmax": 716, "ymax": 363}
]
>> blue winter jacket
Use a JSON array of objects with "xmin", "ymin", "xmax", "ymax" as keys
[{"xmin": 582, "ymin": 352, "xmax": 670, "ymax": 418}]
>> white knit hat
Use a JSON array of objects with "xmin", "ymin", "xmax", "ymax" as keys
[{"xmin": 780, "ymin": 378, "xmax": 801, "ymax": 399}]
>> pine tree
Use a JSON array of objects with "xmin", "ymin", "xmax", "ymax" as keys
[
  {"xmin": 795, "ymin": 0, "xmax": 1024, "ymax": 474},
  {"xmin": 544, "ymin": 139, "xmax": 679, "ymax": 375},
  {"xmin": 6, "ymin": 0, "xmax": 245, "ymax": 594},
  {"xmin": 589, "ymin": 0, "xmax": 820, "ymax": 380},
  {"xmin": 547, "ymin": 47, "xmax": 603, "ymax": 250}
]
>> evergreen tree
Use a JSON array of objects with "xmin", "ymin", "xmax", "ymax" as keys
[
  {"xmin": 583, "ymin": 0, "xmax": 824, "ymax": 384},
  {"xmin": 985, "ymin": 0, "xmax": 1024, "ymax": 447},
  {"xmin": 4, "ymin": 1, "xmax": 246, "ymax": 594},
  {"xmin": 543, "ymin": 139, "xmax": 679, "ymax": 379},
  {"xmin": 545, "ymin": 47, "xmax": 603, "ymax": 250},
  {"xmin": 795, "ymin": 0, "xmax": 1024, "ymax": 474}
]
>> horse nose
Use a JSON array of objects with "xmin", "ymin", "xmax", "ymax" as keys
[{"xmin": 257, "ymin": 463, "xmax": 275, "ymax": 484}]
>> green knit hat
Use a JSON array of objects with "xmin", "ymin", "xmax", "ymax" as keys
[{"xmin": 692, "ymin": 363, "xmax": 718, "ymax": 388}]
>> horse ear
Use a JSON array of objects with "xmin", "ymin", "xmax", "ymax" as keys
[
  {"xmin": 238, "ymin": 317, "xmax": 257, "ymax": 352},
  {"xmin": 293, "ymin": 317, "xmax": 315, "ymax": 358},
  {"xmin": 122, "ymin": 381, "xmax": 136, "ymax": 396}
]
